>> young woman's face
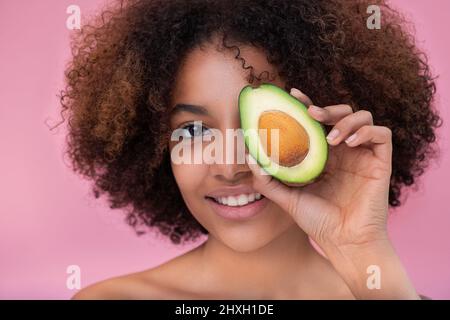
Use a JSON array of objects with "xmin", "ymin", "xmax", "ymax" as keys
[{"xmin": 169, "ymin": 39, "xmax": 297, "ymax": 252}]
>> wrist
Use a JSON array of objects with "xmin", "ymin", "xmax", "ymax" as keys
[{"xmin": 322, "ymin": 237, "xmax": 420, "ymax": 299}]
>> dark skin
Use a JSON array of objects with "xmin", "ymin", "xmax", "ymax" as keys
[{"xmin": 73, "ymin": 36, "xmax": 418, "ymax": 300}]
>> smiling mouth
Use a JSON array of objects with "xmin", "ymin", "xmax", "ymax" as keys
[{"xmin": 205, "ymin": 193, "xmax": 265, "ymax": 207}]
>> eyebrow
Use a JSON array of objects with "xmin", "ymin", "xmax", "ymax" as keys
[{"xmin": 170, "ymin": 103, "xmax": 209, "ymax": 116}]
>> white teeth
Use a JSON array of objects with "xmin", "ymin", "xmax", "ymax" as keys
[
  {"xmin": 237, "ymin": 194, "xmax": 247, "ymax": 206},
  {"xmin": 212, "ymin": 193, "xmax": 263, "ymax": 207},
  {"xmin": 227, "ymin": 196, "xmax": 238, "ymax": 206}
]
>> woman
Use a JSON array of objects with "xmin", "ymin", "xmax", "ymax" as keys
[{"xmin": 59, "ymin": 0, "xmax": 442, "ymax": 299}]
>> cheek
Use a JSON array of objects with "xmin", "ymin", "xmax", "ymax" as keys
[
  {"xmin": 171, "ymin": 162, "xmax": 213, "ymax": 231},
  {"xmin": 169, "ymin": 138, "xmax": 207, "ymax": 193},
  {"xmin": 171, "ymin": 162, "xmax": 208, "ymax": 201}
]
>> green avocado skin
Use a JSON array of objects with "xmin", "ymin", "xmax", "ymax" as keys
[{"xmin": 238, "ymin": 83, "xmax": 329, "ymax": 184}]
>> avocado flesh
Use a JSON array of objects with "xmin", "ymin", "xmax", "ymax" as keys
[{"xmin": 239, "ymin": 83, "xmax": 328, "ymax": 184}]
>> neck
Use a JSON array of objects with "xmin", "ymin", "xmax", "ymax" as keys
[{"xmin": 197, "ymin": 224, "xmax": 321, "ymax": 298}]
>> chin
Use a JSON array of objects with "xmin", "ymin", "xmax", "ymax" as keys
[{"xmin": 210, "ymin": 215, "xmax": 295, "ymax": 253}]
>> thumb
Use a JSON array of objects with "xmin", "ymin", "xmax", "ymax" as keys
[
  {"xmin": 245, "ymin": 153, "xmax": 293, "ymax": 208},
  {"xmin": 246, "ymin": 153, "xmax": 338, "ymax": 239}
]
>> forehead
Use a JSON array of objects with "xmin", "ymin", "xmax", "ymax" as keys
[{"xmin": 171, "ymin": 40, "xmax": 283, "ymax": 105}]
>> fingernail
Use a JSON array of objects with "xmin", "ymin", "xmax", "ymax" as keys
[
  {"xmin": 291, "ymin": 88, "xmax": 301, "ymax": 95},
  {"xmin": 326, "ymin": 129, "xmax": 340, "ymax": 141},
  {"xmin": 345, "ymin": 133, "xmax": 357, "ymax": 144}
]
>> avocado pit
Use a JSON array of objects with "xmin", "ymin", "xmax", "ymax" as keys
[{"xmin": 258, "ymin": 110, "xmax": 310, "ymax": 167}]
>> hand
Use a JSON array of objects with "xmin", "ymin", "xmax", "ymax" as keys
[
  {"xmin": 246, "ymin": 87, "xmax": 420, "ymax": 299},
  {"xmin": 246, "ymin": 87, "xmax": 393, "ymax": 253}
]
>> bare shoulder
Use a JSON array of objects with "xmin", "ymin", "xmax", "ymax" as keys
[
  {"xmin": 71, "ymin": 271, "xmax": 163, "ymax": 300},
  {"xmin": 72, "ymin": 245, "xmax": 205, "ymax": 300}
]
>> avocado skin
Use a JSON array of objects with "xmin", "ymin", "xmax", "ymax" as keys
[{"xmin": 238, "ymin": 83, "xmax": 329, "ymax": 184}]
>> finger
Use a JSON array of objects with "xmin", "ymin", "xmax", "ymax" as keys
[
  {"xmin": 325, "ymin": 110, "xmax": 374, "ymax": 145},
  {"xmin": 344, "ymin": 125, "xmax": 393, "ymax": 164},
  {"xmin": 245, "ymin": 153, "xmax": 293, "ymax": 208},
  {"xmin": 307, "ymin": 104, "xmax": 354, "ymax": 125},
  {"xmin": 290, "ymin": 88, "xmax": 313, "ymax": 106},
  {"xmin": 246, "ymin": 154, "xmax": 338, "ymax": 238}
]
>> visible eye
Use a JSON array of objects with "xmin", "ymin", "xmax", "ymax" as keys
[{"xmin": 180, "ymin": 122, "xmax": 211, "ymax": 138}]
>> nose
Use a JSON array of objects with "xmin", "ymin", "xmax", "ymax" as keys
[
  {"xmin": 208, "ymin": 127, "xmax": 252, "ymax": 183},
  {"xmin": 210, "ymin": 161, "xmax": 252, "ymax": 183}
]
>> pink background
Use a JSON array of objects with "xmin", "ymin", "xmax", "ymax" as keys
[{"xmin": 0, "ymin": 0, "xmax": 449, "ymax": 299}]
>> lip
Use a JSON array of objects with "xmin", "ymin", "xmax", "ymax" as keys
[
  {"xmin": 206, "ymin": 185, "xmax": 260, "ymax": 198},
  {"xmin": 205, "ymin": 194, "xmax": 269, "ymax": 221}
]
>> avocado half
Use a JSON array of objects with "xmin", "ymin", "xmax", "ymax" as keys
[{"xmin": 239, "ymin": 83, "xmax": 328, "ymax": 184}]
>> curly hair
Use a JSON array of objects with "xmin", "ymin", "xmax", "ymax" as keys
[{"xmin": 54, "ymin": 0, "xmax": 443, "ymax": 244}]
